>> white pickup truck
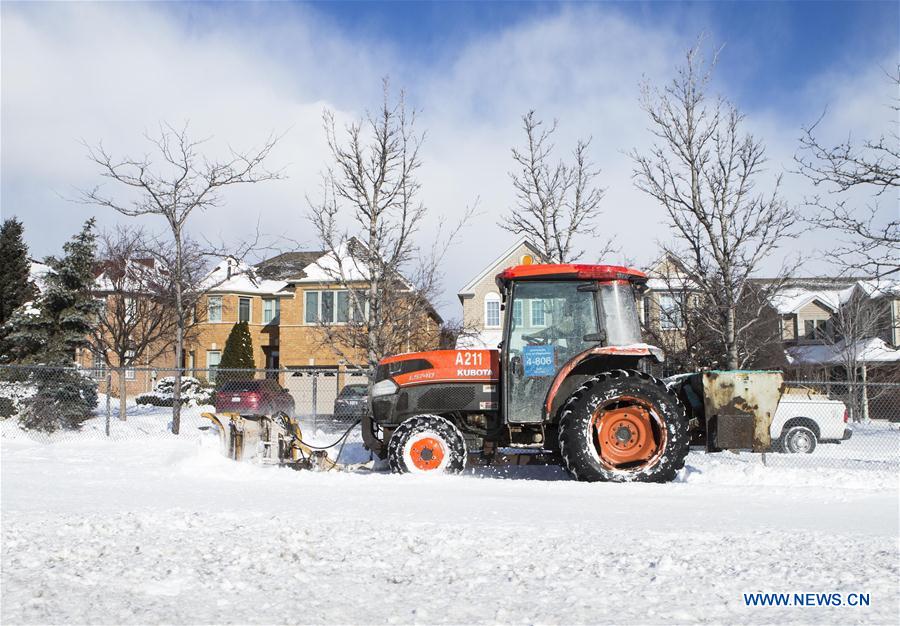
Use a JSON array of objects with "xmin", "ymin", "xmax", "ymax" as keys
[{"xmin": 771, "ymin": 387, "xmax": 852, "ymax": 453}]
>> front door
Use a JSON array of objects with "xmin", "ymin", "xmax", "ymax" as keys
[{"xmin": 504, "ymin": 281, "xmax": 599, "ymax": 423}]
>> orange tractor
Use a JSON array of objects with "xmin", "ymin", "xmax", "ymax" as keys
[{"xmin": 362, "ymin": 263, "xmax": 692, "ymax": 482}]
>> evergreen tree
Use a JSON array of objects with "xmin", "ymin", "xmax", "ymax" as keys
[
  {"xmin": 217, "ymin": 321, "xmax": 255, "ymax": 387},
  {"xmin": 14, "ymin": 219, "xmax": 100, "ymax": 431},
  {"xmin": 0, "ymin": 218, "xmax": 38, "ymax": 362}
]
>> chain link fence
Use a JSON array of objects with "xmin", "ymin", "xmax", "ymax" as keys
[
  {"xmin": 0, "ymin": 365, "xmax": 369, "ymax": 451},
  {"xmin": 1, "ymin": 365, "xmax": 898, "ymax": 472}
]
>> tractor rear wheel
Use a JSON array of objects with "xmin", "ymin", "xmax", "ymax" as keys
[
  {"xmin": 387, "ymin": 414, "xmax": 467, "ymax": 474},
  {"xmin": 558, "ymin": 369, "xmax": 689, "ymax": 483}
]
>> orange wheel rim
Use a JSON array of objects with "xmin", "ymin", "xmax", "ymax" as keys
[
  {"xmin": 591, "ymin": 398, "xmax": 661, "ymax": 468},
  {"xmin": 409, "ymin": 436, "xmax": 446, "ymax": 471}
]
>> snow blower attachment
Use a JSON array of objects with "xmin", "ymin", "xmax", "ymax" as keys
[{"xmin": 200, "ymin": 411, "xmax": 340, "ymax": 470}]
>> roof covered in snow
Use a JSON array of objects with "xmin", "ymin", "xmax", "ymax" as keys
[
  {"xmin": 29, "ymin": 261, "xmax": 50, "ymax": 293},
  {"xmin": 769, "ymin": 288, "xmax": 844, "ymax": 315},
  {"xmin": 293, "ymin": 243, "xmax": 371, "ymax": 284},
  {"xmin": 786, "ymin": 337, "xmax": 900, "ymax": 365},
  {"xmin": 255, "ymin": 251, "xmax": 327, "ymax": 280},
  {"xmin": 202, "ymin": 258, "xmax": 289, "ymax": 295},
  {"xmin": 839, "ymin": 278, "xmax": 900, "ymax": 304}
]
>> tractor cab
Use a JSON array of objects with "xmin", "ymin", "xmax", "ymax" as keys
[{"xmin": 495, "ymin": 264, "xmax": 659, "ymax": 425}]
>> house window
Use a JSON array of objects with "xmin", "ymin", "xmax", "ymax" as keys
[
  {"xmin": 531, "ymin": 300, "xmax": 545, "ymax": 326},
  {"xmin": 305, "ymin": 291, "xmax": 319, "ymax": 323},
  {"xmin": 208, "ymin": 296, "xmax": 223, "ymax": 322},
  {"xmin": 239, "ymin": 297, "xmax": 251, "ymax": 323},
  {"xmin": 91, "ymin": 351, "xmax": 106, "ymax": 380},
  {"xmin": 305, "ymin": 290, "xmax": 366, "ymax": 324},
  {"xmin": 642, "ymin": 297, "xmax": 651, "ymax": 328},
  {"xmin": 321, "ymin": 291, "xmax": 335, "ymax": 323},
  {"xmin": 804, "ymin": 319, "xmax": 827, "ymax": 340},
  {"xmin": 337, "ymin": 291, "xmax": 350, "ymax": 323},
  {"xmin": 124, "ymin": 350, "xmax": 136, "ymax": 380},
  {"xmin": 512, "ymin": 300, "xmax": 523, "ymax": 327},
  {"xmin": 124, "ymin": 297, "xmax": 136, "ymax": 321},
  {"xmin": 353, "ymin": 290, "xmax": 368, "ymax": 320},
  {"xmin": 659, "ymin": 293, "xmax": 684, "ymax": 330},
  {"xmin": 485, "ymin": 294, "xmax": 501, "ymax": 328},
  {"xmin": 207, "ymin": 350, "xmax": 222, "ymax": 383},
  {"xmin": 263, "ymin": 298, "xmax": 280, "ymax": 324}
]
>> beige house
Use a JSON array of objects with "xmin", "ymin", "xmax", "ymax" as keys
[
  {"xmin": 769, "ymin": 284, "xmax": 845, "ymax": 344},
  {"xmin": 640, "ymin": 253, "xmax": 900, "ymax": 373},
  {"xmin": 456, "ymin": 237, "xmax": 544, "ymax": 348}
]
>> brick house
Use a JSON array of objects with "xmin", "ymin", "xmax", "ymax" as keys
[
  {"xmin": 187, "ymin": 247, "xmax": 443, "ymax": 384},
  {"xmin": 67, "ymin": 242, "xmax": 441, "ymax": 401},
  {"xmin": 76, "ymin": 258, "xmax": 177, "ymax": 398}
]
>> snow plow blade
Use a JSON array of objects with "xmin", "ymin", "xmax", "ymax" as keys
[{"xmin": 200, "ymin": 412, "xmax": 335, "ymax": 469}]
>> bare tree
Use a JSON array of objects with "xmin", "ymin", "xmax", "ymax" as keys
[
  {"xmin": 89, "ymin": 228, "xmax": 179, "ymax": 422},
  {"xmin": 631, "ymin": 44, "xmax": 797, "ymax": 369},
  {"xmin": 502, "ymin": 111, "xmax": 612, "ymax": 263},
  {"xmin": 308, "ymin": 81, "xmax": 468, "ymax": 371},
  {"xmin": 641, "ymin": 256, "xmax": 718, "ymax": 374},
  {"xmin": 82, "ymin": 124, "xmax": 281, "ymax": 433},
  {"xmin": 795, "ymin": 66, "xmax": 900, "ymax": 279},
  {"xmin": 643, "ymin": 255, "xmax": 786, "ymax": 373},
  {"xmin": 823, "ymin": 283, "xmax": 899, "ymax": 421}
]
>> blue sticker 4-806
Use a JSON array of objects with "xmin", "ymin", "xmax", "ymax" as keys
[{"xmin": 523, "ymin": 344, "xmax": 555, "ymax": 377}]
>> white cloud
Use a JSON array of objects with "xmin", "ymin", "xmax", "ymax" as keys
[{"xmin": 1, "ymin": 3, "xmax": 895, "ymax": 318}]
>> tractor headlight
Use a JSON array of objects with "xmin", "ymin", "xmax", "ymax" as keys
[{"xmin": 371, "ymin": 379, "xmax": 399, "ymax": 398}]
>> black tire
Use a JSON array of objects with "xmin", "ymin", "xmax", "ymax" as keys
[
  {"xmin": 387, "ymin": 414, "xmax": 467, "ymax": 474},
  {"xmin": 779, "ymin": 425, "xmax": 817, "ymax": 454},
  {"xmin": 558, "ymin": 369, "xmax": 690, "ymax": 483}
]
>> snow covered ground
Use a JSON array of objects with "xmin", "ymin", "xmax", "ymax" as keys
[{"xmin": 2, "ymin": 414, "xmax": 899, "ymax": 625}]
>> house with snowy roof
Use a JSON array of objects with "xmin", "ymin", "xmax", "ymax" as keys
[
  {"xmin": 187, "ymin": 244, "xmax": 443, "ymax": 384},
  {"xmin": 632, "ymin": 254, "xmax": 900, "ymax": 376},
  {"xmin": 767, "ymin": 280, "xmax": 853, "ymax": 345}
]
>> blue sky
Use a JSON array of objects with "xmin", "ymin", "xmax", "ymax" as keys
[
  {"xmin": 2, "ymin": 1, "xmax": 898, "ymax": 316},
  {"xmin": 183, "ymin": 1, "xmax": 899, "ymax": 104}
]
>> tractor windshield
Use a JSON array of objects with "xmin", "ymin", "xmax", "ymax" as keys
[{"xmin": 597, "ymin": 281, "xmax": 642, "ymax": 346}]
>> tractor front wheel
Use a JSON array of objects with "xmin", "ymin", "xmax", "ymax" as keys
[
  {"xmin": 558, "ymin": 370, "xmax": 689, "ymax": 483},
  {"xmin": 387, "ymin": 415, "xmax": 467, "ymax": 474}
]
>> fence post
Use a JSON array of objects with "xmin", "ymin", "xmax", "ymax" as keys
[
  {"xmin": 105, "ymin": 371, "xmax": 112, "ymax": 437},
  {"xmin": 861, "ymin": 364, "xmax": 870, "ymax": 422},
  {"xmin": 312, "ymin": 372, "xmax": 318, "ymax": 432}
]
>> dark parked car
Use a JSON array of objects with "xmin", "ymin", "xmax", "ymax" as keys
[
  {"xmin": 334, "ymin": 383, "xmax": 368, "ymax": 421},
  {"xmin": 215, "ymin": 380, "xmax": 295, "ymax": 416}
]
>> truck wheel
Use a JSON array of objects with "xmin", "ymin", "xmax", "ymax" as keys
[
  {"xmin": 558, "ymin": 369, "xmax": 690, "ymax": 483},
  {"xmin": 387, "ymin": 415, "xmax": 467, "ymax": 474},
  {"xmin": 780, "ymin": 425, "xmax": 817, "ymax": 454}
]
